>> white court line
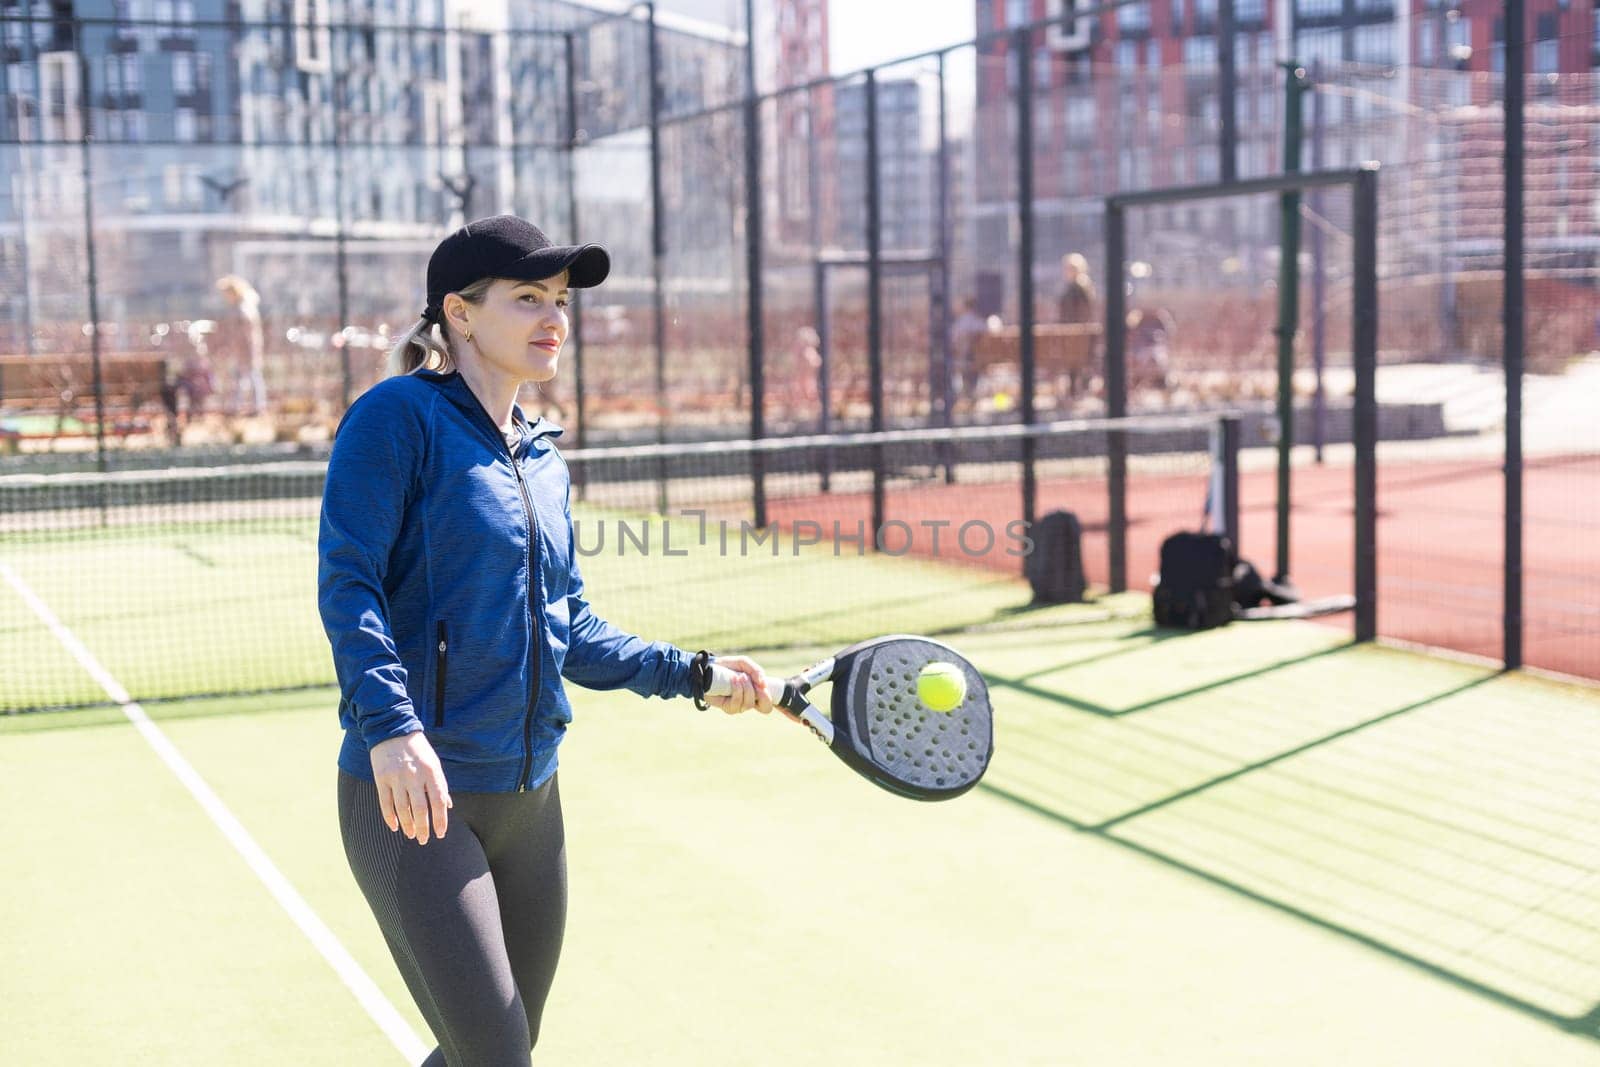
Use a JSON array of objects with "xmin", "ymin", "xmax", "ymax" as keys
[{"xmin": 1, "ymin": 561, "xmax": 429, "ymax": 1066}]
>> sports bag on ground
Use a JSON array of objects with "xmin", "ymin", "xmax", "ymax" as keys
[
  {"xmin": 1024, "ymin": 510, "xmax": 1087, "ymax": 604},
  {"xmin": 1152, "ymin": 532, "xmax": 1234, "ymax": 630}
]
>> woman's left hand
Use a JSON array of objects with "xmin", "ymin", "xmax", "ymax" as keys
[{"xmin": 704, "ymin": 655, "xmax": 776, "ymax": 715}]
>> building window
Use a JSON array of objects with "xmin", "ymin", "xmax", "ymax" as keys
[
  {"xmin": 175, "ymin": 107, "xmax": 196, "ymax": 141},
  {"xmin": 1533, "ymin": 13, "xmax": 1558, "ymax": 74},
  {"xmin": 1006, "ymin": 0, "xmax": 1031, "ymax": 28},
  {"xmin": 1183, "ymin": 35, "xmax": 1217, "ymax": 68},
  {"xmin": 1352, "ymin": 23, "xmax": 1395, "ymax": 65},
  {"xmin": 1299, "ymin": 28, "xmax": 1343, "ymax": 68},
  {"xmin": 1295, "ymin": 0, "xmax": 1341, "ymax": 19},
  {"xmin": 1067, "ymin": 94, "xmax": 1094, "ymax": 137},
  {"xmin": 1117, "ymin": 3, "xmax": 1151, "ymax": 32},
  {"xmin": 173, "ymin": 52, "xmax": 193, "ymax": 94}
]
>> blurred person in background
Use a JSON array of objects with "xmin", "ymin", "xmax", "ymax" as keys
[
  {"xmin": 178, "ymin": 320, "xmax": 216, "ymax": 422},
  {"xmin": 1057, "ymin": 253, "xmax": 1097, "ymax": 326},
  {"xmin": 213, "ymin": 275, "xmax": 267, "ymax": 416},
  {"xmin": 791, "ymin": 325, "xmax": 822, "ymax": 404},
  {"xmin": 948, "ymin": 297, "xmax": 987, "ymax": 409},
  {"xmin": 1126, "ymin": 307, "xmax": 1175, "ymax": 394}
]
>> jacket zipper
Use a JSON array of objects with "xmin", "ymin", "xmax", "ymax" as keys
[
  {"xmin": 450, "ymin": 374, "xmax": 545, "ymax": 793},
  {"xmin": 433, "ymin": 620, "xmax": 448, "ymax": 729},
  {"xmin": 510, "ymin": 444, "xmax": 541, "ymax": 793}
]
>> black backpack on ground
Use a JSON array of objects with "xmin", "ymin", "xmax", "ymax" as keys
[
  {"xmin": 1152, "ymin": 532, "xmax": 1235, "ymax": 630},
  {"xmin": 1024, "ymin": 510, "xmax": 1087, "ymax": 604}
]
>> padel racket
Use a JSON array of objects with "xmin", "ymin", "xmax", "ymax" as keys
[{"xmin": 696, "ymin": 635, "xmax": 993, "ymax": 802}]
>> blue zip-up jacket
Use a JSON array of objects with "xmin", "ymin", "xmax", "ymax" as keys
[{"xmin": 317, "ymin": 368, "xmax": 696, "ymax": 792}]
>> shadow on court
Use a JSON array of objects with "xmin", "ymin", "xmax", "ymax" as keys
[{"xmin": 974, "ymin": 626, "xmax": 1600, "ymax": 1043}]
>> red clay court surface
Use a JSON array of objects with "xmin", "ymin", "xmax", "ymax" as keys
[{"xmin": 765, "ymin": 452, "xmax": 1599, "ymax": 681}]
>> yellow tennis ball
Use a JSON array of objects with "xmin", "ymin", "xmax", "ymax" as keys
[{"xmin": 917, "ymin": 662, "xmax": 967, "ymax": 713}]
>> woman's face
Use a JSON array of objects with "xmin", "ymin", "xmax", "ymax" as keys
[{"xmin": 456, "ymin": 271, "xmax": 571, "ymax": 384}]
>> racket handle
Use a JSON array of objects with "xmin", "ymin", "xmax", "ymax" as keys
[
  {"xmin": 705, "ymin": 663, "xmax": 836, "ymax": 745},
  {"xmin": 705, "ymin": 662, "xmax": 785, "ymax": 707}
]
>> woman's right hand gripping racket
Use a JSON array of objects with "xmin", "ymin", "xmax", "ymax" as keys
[{"xmin": 693, "ymin": 636, "xmax": 993, "ymax": 802}]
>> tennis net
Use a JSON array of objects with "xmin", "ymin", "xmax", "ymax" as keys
[{"xmin": 1, "ymin": 412, "xmax": 1238, "ymax": 712}]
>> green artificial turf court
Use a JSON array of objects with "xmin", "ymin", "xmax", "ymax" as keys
[
  {"xmin": 0, "ymin": 499, "xmax": 1128, "ymax": 714},
  {"xmin": 6, "ymin": 611, "xmax": 1600, "ymax": 1066}
]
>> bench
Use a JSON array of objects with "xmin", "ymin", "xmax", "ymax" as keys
[
  {"xmin": 972, "ymin": 324, "xmax": 1101, "ymax": 397},
  {"xmin": 0, "ymin": 352, "xmax": 171, "ymax": 417}
]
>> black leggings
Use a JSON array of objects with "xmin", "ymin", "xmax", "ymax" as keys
[{"xmin": 338, "ymin": 769, "xmax": 567, "ymax": 1066}]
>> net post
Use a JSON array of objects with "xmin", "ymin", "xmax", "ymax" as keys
[
  {"xmin": 1352, "ymin": 165, "xmax": 1379, "ymax": 644},
  {"xmin": 814, "ymin": 258, "xmax": 832, "ymax": 492},
  {"xmin": 1014, "ymin": 28, "xmax": 1037, "ymax": 532},
  {"xmin": 1222, "ymin": 415, "xmax": 1240, "ymax": 552},
  {"xmin": 866, "ymin": 69, "xmax": 885, "ymax": 541},
  {"xmin": 742, "ymin": 0, "xmax": 766, "ymax": 526},
  {"xmin": 1104, "ymin": 201, "xmax": 1127, "ymax": 593},
  {"xmin": 1503, "ymin": 0, "xmax": 1524, "ymax": 671}
]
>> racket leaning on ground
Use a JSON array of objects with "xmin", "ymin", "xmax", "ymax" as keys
[{"xmin": 693, "ymin": 635, "xmax": 993, "ymax": 802}]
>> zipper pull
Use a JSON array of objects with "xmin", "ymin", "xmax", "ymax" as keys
[{"xmin": 438, "ymin": 638, "xmax": 447, "ymax": 653}]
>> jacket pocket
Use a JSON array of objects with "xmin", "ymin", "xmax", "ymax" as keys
[{"xmin": 433, "ymin": 620, "xmax": 448, "ymax": 728}]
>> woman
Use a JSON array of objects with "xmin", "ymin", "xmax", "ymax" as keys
[
  {"xmin": 318, "ymin": 215, "xmax": 772, "ymax": 1065},
  {"xmin": 212, "ymin": 274, "xmax": 267, "ymax": 415}
]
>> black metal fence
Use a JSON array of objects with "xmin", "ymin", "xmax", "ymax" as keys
[{"xmin": 1, "ymin": 1, "xmax": 1596, "ymax": 680}]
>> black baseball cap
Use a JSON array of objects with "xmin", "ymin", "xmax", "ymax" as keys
[{"xmin": 422, "ymin": 215, "xmax": 609, "ymax": 324}]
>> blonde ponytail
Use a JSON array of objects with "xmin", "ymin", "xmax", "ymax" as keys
[
  {"xmin": 387, "ymin": 278, "xmax": 495, "ymax": 377},
  {"xmin": 385, "ymin": 316, "xmax": 453, "ymax": 378}
]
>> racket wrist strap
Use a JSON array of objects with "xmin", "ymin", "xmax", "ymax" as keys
[{"xmin": 689, "ymin": 650, "xmax": 715, "ymax": 710}]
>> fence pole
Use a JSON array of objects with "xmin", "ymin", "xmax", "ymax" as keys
[
  {"xmin": 564, "ymin": 32, "xmax": 587, "ymax": 456},
  {"xmin": 1219, "ymin": 0, "xmax": 1238, "ymax": 183},
  {"xmin": 743, "ymin": 0, "xmax": 767, "ymax": 525},
  {"xmin": 1310, "ymin": 61, "xmax": 1328, "ymax": 464},
  {"xmin": 866, "ymin": 70, "xmax": 885, "ymax": 541},
  {"xmin": 935, "ymin": 52, "xmax": 952, "ymax": 440},
  {"xmin": 1274, "ymin": 62, "xmax": 1310, "ymax": 587},
  {"xmin": 1105, "ymin": 203, "xmax": 1127, "ymax": 592},
  {"xmin": 74, "ymin": 42, "xmax": 107, "ymax": 476},
  {"xmin": 1015, "ymin": 28, "xmax": 1037, "ymax": 533},
  {"xmin": 1503, "ymin": 0, "xmax": 1524, "ymax": 670},
  {"xmin": 333, "ymin": 72, "xmax": 351, "ymax": 410},
  {"xmin": 646, "ymin": 3, "xmax": 669, "ymax": 514},
  {"xmin": 1353, "ymin": 165, "xmax": 1380, "ymax": 644}
]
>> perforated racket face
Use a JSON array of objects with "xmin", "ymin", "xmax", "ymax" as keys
[{"xmin": 832, "ymin": 637, "xmax": 992, "ymax": 799}]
